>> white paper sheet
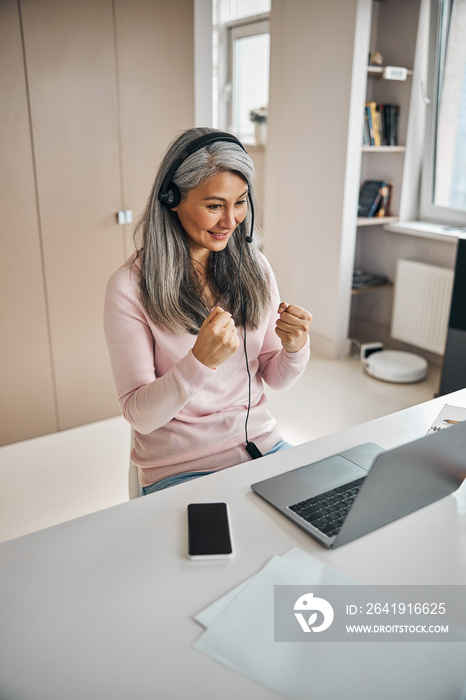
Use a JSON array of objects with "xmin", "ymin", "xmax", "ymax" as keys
[
  {"xmin": 194, "ymin": 549, "xmax": 466, "ymax": 700},
  {"xmin": 427, "ymin": 404, "xmax": 466, "ymax": 434},
  {"xmin": 194, "ymin": 548, "xmax": 353, "ymax": 629}
]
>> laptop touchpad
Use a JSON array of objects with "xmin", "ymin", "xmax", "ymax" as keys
[{"xmin": 298, "ymin": 456, "xmax": 367, "ymax": 492}]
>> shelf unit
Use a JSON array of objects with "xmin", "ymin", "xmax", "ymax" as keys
[
  {"xmin": 350, "ymin": 0, "xmax": 424, "ymax": 338},
  {"xmin": 361, "ymin": 145, "xmax": 406, "ymax": 153},
  {"xmin": 351, "ymin": 282, "xmax": 393, "ymax": 296},
  {"xmin": 353, "ymin": 0, "xmax": 417, "ymax": 293},
  {"xmin": 354, "ymin": 65, "xmax": 409, "ymax": 275},
  {"xmin": 367, "ymin": 65, "xmax": 413, "ymax": 77},
  {"xmin": 358, "ymin": 62, "xmax": 413, "ymax": 228},
  {"xmin": 357, "ymin": 216, "xmax": 398, "ymax": 227}
]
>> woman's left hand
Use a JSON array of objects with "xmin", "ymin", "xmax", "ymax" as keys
[{"xmin": 275, "ymin": 302, "xmax": 312, "ymax": 353}]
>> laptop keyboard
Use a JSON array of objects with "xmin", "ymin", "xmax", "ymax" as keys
[{"xmin": 288, "ymin": 477, "xmax": 366, "ymax": 538}]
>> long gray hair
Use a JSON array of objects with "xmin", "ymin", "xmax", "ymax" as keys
[{"xmin": 134, "ymin": 127, "xmax": 270, "ymax": 334}]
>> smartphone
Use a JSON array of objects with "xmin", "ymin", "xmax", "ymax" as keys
[{"xmin": 187, "ymin": 502, "xmax": 233, "ymax": 559}]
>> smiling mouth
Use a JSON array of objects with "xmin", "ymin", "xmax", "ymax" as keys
[{"xmin": 208, "ymin": 230, "xmax": 230, "ymax": 238}]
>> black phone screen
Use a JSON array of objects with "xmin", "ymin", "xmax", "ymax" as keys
[{"xmin": 187, "ymin": 502, "xmax": 233, "ymax": 557}]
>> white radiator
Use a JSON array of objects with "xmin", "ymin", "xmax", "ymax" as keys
[{"xmin": 390, "ymin": 259, "xmax": 454, "ymax": 355}]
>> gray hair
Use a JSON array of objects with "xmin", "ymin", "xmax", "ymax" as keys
[{"xmin": 134, "ymin": 127, "xmax": 270, "ymax": 333}]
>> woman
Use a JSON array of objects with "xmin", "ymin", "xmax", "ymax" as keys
[{"xmin": 104, "ymin": 127, "xmax": 312, "ymax": 495}]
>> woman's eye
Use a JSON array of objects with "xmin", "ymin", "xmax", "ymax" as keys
[{"xmin": 206, "ymin": 200, "xmax": 246, "ymax": 211}]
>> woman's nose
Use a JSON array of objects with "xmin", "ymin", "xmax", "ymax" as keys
[{"xmin": 219, "ymin": 207, "xmax": 237, "ymax": 229}]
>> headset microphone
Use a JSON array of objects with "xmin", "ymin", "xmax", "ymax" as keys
[{"xmin": 245, "ymin": 193, "xmax": 254, "ymax": 243}]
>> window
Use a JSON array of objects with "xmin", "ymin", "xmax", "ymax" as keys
[
  {"xmin": 228, "ymin": 19, "xmax": 270, "ymax": 140},
  {"xmin": 227, "ymin": 0, "xmax": 270, "ymax": 21},
  {"xmin": 213, "ymin": 0, "xmax": 270, "ymax": 143},
  {"xmin": 421, "ymin": 0, "xmax": 466, "ymax": 225}
]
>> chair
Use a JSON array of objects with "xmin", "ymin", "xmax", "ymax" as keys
[{"xmin": 128, "ymin": 429, "xmax": 141, "ymax": 499}]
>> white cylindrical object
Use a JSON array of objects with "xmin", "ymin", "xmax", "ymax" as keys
[{"xmin": 364, "ymin": 350, "xmax": 428, "ymax": 383}]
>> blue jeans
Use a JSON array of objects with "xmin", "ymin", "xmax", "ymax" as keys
[{"xmin": 141, "ymin": 440, "xmax": 293, "ymax": 495}]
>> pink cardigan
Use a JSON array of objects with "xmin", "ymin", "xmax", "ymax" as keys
[{"xmin": 104, "ymin": 253, "xmax": 310, "ymax": 487}]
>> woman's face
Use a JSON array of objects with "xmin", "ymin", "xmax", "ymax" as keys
[{"xmin": 172, "ymin": 171, "xmax": 248, "ymax": 263}]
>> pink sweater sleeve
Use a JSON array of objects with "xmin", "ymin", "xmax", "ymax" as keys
[{"xmin": 104, "ymin": 263, "xmax": 216, "ymax": 435}]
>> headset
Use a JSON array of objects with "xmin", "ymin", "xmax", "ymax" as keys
[
  {"xmin": 158, "ymin": 131, "xmax": 254, "ymax": 242},
  {"xmin": 158, "ymin": 131, "xmax": 262, "ymax": 459}
]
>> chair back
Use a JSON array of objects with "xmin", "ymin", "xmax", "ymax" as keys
[{"xmin": 128, "ymin": 429, "xmax": 140, "ymax": 499}]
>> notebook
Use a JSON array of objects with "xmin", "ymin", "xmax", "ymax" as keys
[{"xmin": 251, "ymin": 420, "xmax": 466, "ymax": 548}]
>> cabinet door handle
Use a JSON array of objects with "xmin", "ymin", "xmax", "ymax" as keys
[{"xmin": 116, "ymin": 210, "xmax": 133, "ymax": 225}]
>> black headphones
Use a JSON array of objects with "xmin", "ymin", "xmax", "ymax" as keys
[{"xmin": 158, "ymin": 131, "xmax": 254, "ymax": 243}]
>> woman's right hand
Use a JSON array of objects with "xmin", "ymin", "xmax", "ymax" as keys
[{"xmin": 192, "ymin": 307, "xmax": 239, "ymax": 369}]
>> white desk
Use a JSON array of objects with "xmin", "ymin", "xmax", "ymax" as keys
[{"xmin": 1, "ymin": 390, "xmax": 466, "ymax": 700}]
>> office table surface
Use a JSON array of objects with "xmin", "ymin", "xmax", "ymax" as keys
[{"xmin": 1, "ymin": 389, "xmax": 465, "ymax": 700}]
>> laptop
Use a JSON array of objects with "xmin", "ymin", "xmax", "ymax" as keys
[{"xmin": 251, "ymin": 420, "xmax": 466, "ymax": 548}]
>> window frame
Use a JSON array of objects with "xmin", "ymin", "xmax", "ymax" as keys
[
  {"xmin": 214, "ymin": 10, "xmax": 270, "ymax": 140},
  {"xmin": 420, "ymin": 0, "xmax": 466, "ymax": 226},
  {"xmin": 226, "ymin": 15, "xmax": 270, "ymax": 138}
]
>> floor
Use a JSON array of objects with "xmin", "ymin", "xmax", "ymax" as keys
[{"xmin": 0, "ymin": 349, "xmax": 441, "ymax": 544}]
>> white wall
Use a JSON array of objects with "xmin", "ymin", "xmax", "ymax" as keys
[
  {"xmin": 263, "ymin": 0, "xmax": 370, "ymax": 358},
  {"xmin": 194, "ymin": 0, "xmax": 213, "ymax": 126}
]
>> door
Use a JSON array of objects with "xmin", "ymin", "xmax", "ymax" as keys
[
  {"xmin": 0, "ymin": 0, "xmax": 58, "ymax": 444},
  {"xmin": 21, "ymin": 0, "xmax": 126, "ymax": 430}
]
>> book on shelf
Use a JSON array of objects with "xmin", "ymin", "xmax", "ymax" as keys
[
  {"xmin": 352, "ymin": 268, "xmax": 389, "ymax": 290},
  {"xmin": 358, "ymin": 180, "xmax": 392, "ymax": 218},
  {"xmin": 375, "ymin": 182, "xmax": 392, "ymax": 217},
  {"xmin": 363, "ymin": 102, "xmax": 399, "ymax": 146}
]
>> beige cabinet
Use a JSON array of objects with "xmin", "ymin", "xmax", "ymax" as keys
[
  {"xmin": 0, "ymin": 0, "xmax": 194, "ymax": 445},
  {"xmin": 0, "ymin": 0, "xmax": 58, "ymax": 443}
]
